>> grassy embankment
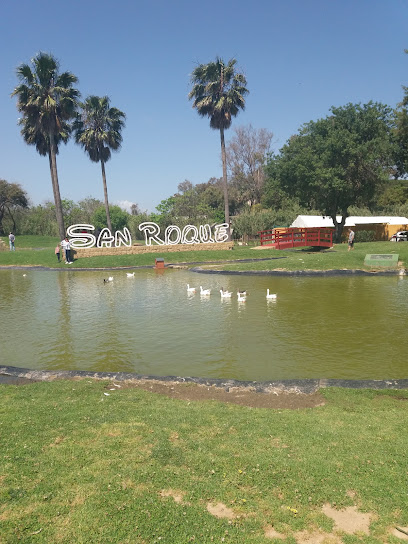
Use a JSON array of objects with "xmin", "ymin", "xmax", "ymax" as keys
[
  {"xmin": 1, "ymin": 380, "xmax": 407, "ymax": 543},
  {"xmin": 1, "ymin": 235, "xmax": 407, "ymax": 271}
]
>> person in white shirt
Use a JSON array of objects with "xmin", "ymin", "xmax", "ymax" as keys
[
  {"xmin": 9, "ymin": 232, "xmax": 15, "ymax": 251},
  {"xmin": 61, "ymin": 237, "xmax": 73, "ymax": 264}
]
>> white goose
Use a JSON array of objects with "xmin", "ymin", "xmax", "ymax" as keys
[
  {"xmin": 200, "ymin": 286, "xmax": 211, "ymax": 296},
  {"xmin": 237, "ymin": 291, "xmax": 247, "ymax": 302},
  {"xmin": 266, "ymin": 289, "xmax": 277, "ymax": 300},
  {"xmin": 126, "ymin": 272, "xmax": 135, "ymax": 278},
  {"xmin": 220, "ymin": 288, "xmax": 232, "ymax": 298},
  {"xmin": 187, "ymin": 284, "xmax": 196, "ymax": 293}
]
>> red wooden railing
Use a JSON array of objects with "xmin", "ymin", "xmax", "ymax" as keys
[{"xmin": 258, "ymin": 227, "xmax": 333, "ymax": 249}]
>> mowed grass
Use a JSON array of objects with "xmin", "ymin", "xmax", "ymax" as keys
[
  {"xmin": 0, "ymin": 380, "xmax": 407, "ymax": 543},
  {"xmin": 2, "ymin": 236, "xmax": 58, "ymax": 249},
  {"xmin": 0, "ymin": 236, "xmax": 257, "ymax": 268},
  {"xmin": 213, "ymin": 241, "xmax": 408, "ymax": 272},
  {"xmin": 1, "ymin": 235, "xmax": 408, "ymax": 271}
]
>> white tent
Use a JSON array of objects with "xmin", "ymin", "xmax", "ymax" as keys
[{"xmin": 290, "ymin": 215, "xmax": 408, "ymax": 228}]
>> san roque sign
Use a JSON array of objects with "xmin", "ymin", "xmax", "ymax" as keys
[{"xmin": 66, "ymin": 222, "xmax": 230, "ymax": 248}]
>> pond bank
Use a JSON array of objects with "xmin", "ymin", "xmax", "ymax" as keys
[
  {"xmin": 2, "ymin": 365, "xmax": 408, "ymax": 393},
  {"xmin": 0, "ymin": 260, "xmax": 405, "ymax": 276}
]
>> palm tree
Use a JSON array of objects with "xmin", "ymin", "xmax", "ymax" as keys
[
  {"xmin": 189, "ymin": 57, "xmax": 249, "ymax": 238},
  {"xmin": 12, "ymin": 52, "xmax": 79, "ymax": 239},
  {"xmin": 73, "ymin": 96, "xmax": 126, "ymax": 233}
]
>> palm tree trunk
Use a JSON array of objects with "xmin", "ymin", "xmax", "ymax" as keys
[
  {"xmin": 101, "ymin": 160, "xmax": 113, "ymax": 232},
  {"xmin": 48, "ymin": 134, "xmax": 65, "ymax": 240},
  {"xmin": 220, "ymin": 127, "xmax": 231, "ymax": 241}
]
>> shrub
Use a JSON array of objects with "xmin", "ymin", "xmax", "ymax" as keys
[{"xmin": 355, "ymin": 230, "xmax": 376, "ymax": 242}]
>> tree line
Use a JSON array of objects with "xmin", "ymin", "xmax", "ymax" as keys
[{"xmin": 6, "ymin": 51, "xmax": 408, "ymax": 243}]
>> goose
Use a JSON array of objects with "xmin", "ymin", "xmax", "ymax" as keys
[
  {"xmin": 237, "ymin": 291, "xmax": 247, "ymax": 302},
  {"xmin": 220, "ymin": 288, "xmax": 232, "ymax": 298},
  {"xmin": 126, "ymin": 272, "xmax": 135, "ymax": 278},
  {"xmin": 266, "ymin": 289, "xmax": 277, "ymax": 300},
  {"xmin": 22, "ymin": 274, "xmax": 27, "ymax": 277},
  {"xmin": 200, "ymin": 286, "xmax": 211, "ymax": 295},
  {"xmin": 187, "ymin": 284, "xmax": 196, "ymax": 293}
]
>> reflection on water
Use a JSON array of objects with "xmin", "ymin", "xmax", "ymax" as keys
[{"xmin": 1, "ymin": 269, "xmax": 407, "ymax": 381}]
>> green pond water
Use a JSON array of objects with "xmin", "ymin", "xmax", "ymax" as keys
[{"xmin": 0, "ymin": 268, "xmax": 407, "ymax": 381}]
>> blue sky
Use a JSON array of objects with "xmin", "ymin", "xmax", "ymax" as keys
[{"xmin": 1, "ymin": 0, "xmax": 408, "ymax": 212}]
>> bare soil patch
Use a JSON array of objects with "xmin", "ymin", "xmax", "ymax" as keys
[
  {"xmin": 322, "ymin": 504, "xmax": 374, "ymax": 534},
  {"xmin": 159, "ymin": 489, "xmax": 185, "ymax": 503},
  {"xmin": 263, "ymin": 525, "xmax": 285, "ymax": 539},
  {"xmin": 110, "ymin": 380, "xmax": 325, "ymax": 409},
  {"xmin": 206, "ymin": 502, "xmax": 236, "ymax": 519}
]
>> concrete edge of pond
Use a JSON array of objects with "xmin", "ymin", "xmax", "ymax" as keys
[
  {"xmin": 190, "ymin": 267, "xmax": 406, "ymax": 276},
  {"xmin": 0, "ymin": 262, "xmax": 405, "ymax": 276},
  {"xmin": 1, "ymin": 365, "xmax": 408, "ymax": 392},
  {"xmin": 0, "ymin": 257, "xmax": 286, "ymax": 272}
]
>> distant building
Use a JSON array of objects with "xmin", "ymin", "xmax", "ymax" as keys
[{"xmin": 290, "ymin": 215, "xmax": 408, "ymax": 241}]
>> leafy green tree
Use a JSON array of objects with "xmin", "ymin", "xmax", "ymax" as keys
[
  {"xmin": 376, "ymin": 179, "xmax": 408, "ymax": 209},
  {"xmin": 128, "ymin": 211, "xmax": 151, "ymax": 240},
  {"xmin": 12, "ymin": 52, "xmax": 79, "ymax": 239},
  {"xmin": 60, "ymin": 199, "xmax": 83, "ymax": 226},
  {"xmin": 73, "ymin": 96, "xmax": 126, "ymax": 233},
  {"xmin": 189, "ymin": 58, "xmax": 249, "ymax": 238},
  {"xmin": 77, "ymin": 197, "xmax": 104, "ymax": 223},
  {"xmin": 92, "ymin": 205, "xmax": 129, "ymax": 232},
  {"xmin": 150, "ymin": 197, "xmax": 177, "ymax": 230},
  {"xmin": 266, "ymin": 102, "xmax": 394, "ymax": 242},
  {"xmin": 393, "ymin": 49, "xmax": 408, "ymax": 178},
  {"xmin": 20, "ymin": 202, "xmax": 59, "ymax": 236},
  {"xmin": 0, "ymin": 180, "xmax": 29, "ymax": 234},
  {"xmin": 194, "ymin": 178, "xmax": 226, "ymax": 223}
]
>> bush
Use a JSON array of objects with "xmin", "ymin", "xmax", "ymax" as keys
[
  {"xmin": 92, "ymin": 205, "xmax": 129, "ymax": 231},
  {"xmin": 355, "ymin": 230, "xmax": 376, "ymax": 242},
  {"xmin": 231, "ymin": 205, "xmax": 323, "ymax": 239}
]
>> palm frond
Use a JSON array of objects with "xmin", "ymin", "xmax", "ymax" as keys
[
  {"xmin": 73, "ymin": 95, "xmax": 125, "ymax": 163},
  {"xmin": 189, "ymin": 56, "xmax": 248, "ymax": 130},
  {"xmin": 12, "ymin": 52, "xmax": 80, "ymax": 155}
]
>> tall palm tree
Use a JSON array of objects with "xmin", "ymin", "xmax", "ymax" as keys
[
  {"xmin": 73, "ymin": 96, "xmax": 126, "ymax": 233},
  {"xmin": 189, "ymin": 57, "xmax": 248, "ymax": 238},
  {"xmin": 12, "ymin": 52, "xmax": 79, "ymax": 239}
]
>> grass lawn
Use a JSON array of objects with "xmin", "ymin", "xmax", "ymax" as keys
[
  {"xmin": 214, "ymin": 241, "xmax": 408, "ymax": 272},
  {"xmin": 1, "ymin": 236, "xmax": 407, "ymax": 271},
  {"xmin": 0, "ymin": 380, "xmax": 407, "ymax": 543},
  {"xmin": 1, "ymin": 236, "xmax": 58, "ymax": 249}
]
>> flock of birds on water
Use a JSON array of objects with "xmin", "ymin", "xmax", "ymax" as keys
[
  {"xmin": 188, "ymin": 284, "xmax": 277, "ymax": 301},
  {"xmin": 22, "ymin": 271, "xmax": 278, "ymax": 301},
  {"xmin": 102, "ymin": 273, "xmax": 277, "ymax": 301}
]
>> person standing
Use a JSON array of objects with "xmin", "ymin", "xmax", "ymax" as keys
[
  {"xmin": 55, "ymin": 242, "xmax": 61, "ymax": 262},
  {"xmin": 9, "ymin": 232, "xmax": 15, "ymax": 251},
  {"xmin": 348, "ymin": 228, "xmax": 355, "ymax": 251},
  {"xmin": 62, "ymin": 237, "xmax": 73, "ymax": 264}
]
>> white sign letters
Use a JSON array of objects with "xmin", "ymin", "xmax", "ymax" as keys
[{"xmin": 67, "ymin": 222, "xmax": 229, "ymax": 248}]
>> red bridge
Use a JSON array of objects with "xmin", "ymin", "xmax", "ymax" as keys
[{"xmin": 258, "ymin": 227, "xmax": 333, "ymax": 250}]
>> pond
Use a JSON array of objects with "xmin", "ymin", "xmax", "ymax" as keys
[{"xmin": 1, "ymin": 268, "xmax": 407, "ymax": 381}]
